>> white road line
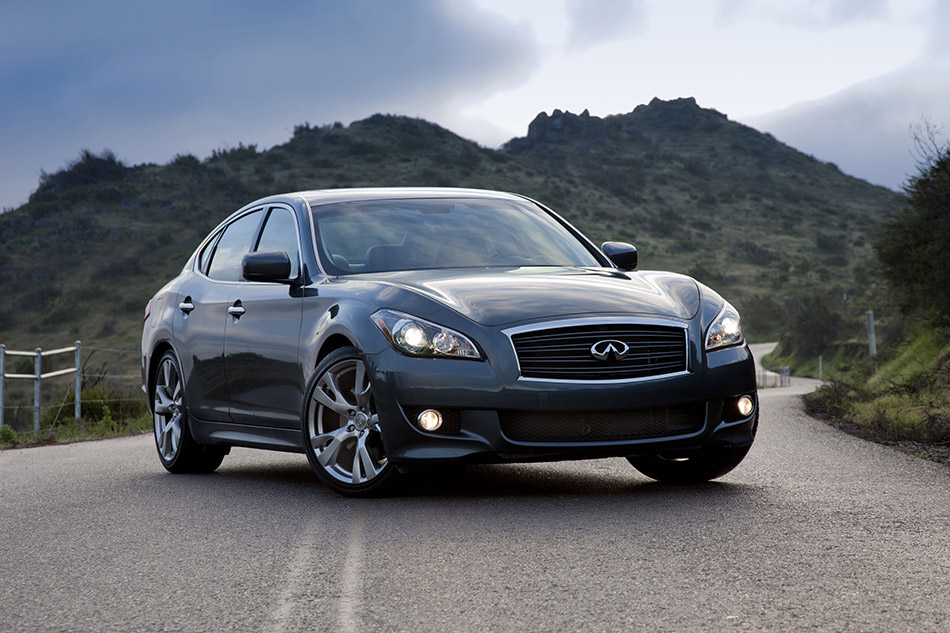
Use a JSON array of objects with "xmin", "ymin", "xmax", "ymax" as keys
[
  {"xmin": 338, "ymin": 508, "xmax": 365, "ymax": 633},
  {"xmin": 266, "ymin": 513, "xmax": 322, "ymax": 633},
  {"xmin": 265, "ymin": 507, "xmax": 366, "ymax": 633}
]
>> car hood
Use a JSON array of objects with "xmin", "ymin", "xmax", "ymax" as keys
[{"xmin": 367, "ymin": 267, "xmax": 701, "ymax": 326}]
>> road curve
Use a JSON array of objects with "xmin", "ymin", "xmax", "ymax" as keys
[{"xmin": 1, "ymin": 383, "xmax": 948, "ymax": 633}]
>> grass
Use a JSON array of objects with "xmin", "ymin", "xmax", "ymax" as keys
[
  {"xmin": 0, "ymin": 413, "xmax": 152, "ymax": 449},
  {"xmin": 0, "ymin": 379, "xmax": 151, "ymax": 449},
  {"xmin": 763, "ymin": 340, "xmax": 870, "ymax": 379},
  {"xmin": 802, "ymin": 328, "xmax": 950, "ymax": 448}
]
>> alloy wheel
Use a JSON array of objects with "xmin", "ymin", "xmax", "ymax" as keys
[
  {"xmin": 308, "ymin": 357, "xmax": 388, "ymax": 485},
  {"xmin": 153, "ymin": 357, "xmax": 183, "ymax": 463}
]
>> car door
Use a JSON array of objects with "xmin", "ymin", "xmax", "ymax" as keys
[
  {"xmin": 174, "ymin": 208, "xmax": 264, "ymax": 423},
  {"xmin": 224, "ymin": 205, "xmax": 305, "ymax": 429}
]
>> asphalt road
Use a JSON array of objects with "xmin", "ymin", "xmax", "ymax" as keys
[{"xmin": 2, "ymin": 381, "xmax": 949, "ymax": 632}]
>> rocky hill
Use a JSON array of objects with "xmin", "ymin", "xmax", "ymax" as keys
[{"xmin": 0, "ymin": 98, "xmax": 903, "ymax": 380}]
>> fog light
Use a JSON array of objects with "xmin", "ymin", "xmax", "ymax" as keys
[
  {"xmin": 737, "ymin": 395, "xmax": 754, "ymax": 417},
  {"xmin": 417, "ymin": 409, "xmax": 443, "ymax": 431}
]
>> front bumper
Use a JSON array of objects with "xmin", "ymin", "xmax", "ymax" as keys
[{"xmin": 366, "ymin": 342, "xmax": 758, "ymax": 464}]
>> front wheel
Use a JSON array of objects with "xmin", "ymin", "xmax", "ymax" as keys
[
  {"xmin": 627, "ymin": 443, "xmax": 752, "ymax": 483},
  {"xmin": 152, "ymin": 350, "xmax": 227, "ymax": 474},
  {"xmin": 302, "ymin": 346, "xmax": 398, "ymax": 497}
]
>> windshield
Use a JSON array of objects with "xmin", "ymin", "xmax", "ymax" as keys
[{"xmin": 312, "ymin": 197, "xmax": 603, "ymax": 274}]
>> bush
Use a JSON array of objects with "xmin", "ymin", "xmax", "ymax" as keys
[
  {"xmin": 0, "ymin": 425, "xmax": 17, "ymax": 447},
  {"xmin": 36, "ymin": 149, "xmax": 126, "ymax": 194},
  {"xmin": 42, "ymin": 383, "xmax": 147, "ymax": 430},
  {"xmin": 875, "ymin": 145, "xmax": 950, "ymax": 325}
]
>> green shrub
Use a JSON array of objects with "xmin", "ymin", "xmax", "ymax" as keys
[
  {"xmin": 42, "ymin": 383, "xmax": 147, "ymax": 429},
  {"xmin": 875, "ymin": 147, "xmax": 950, "ymax": 325},
  {"xmin": 0, "ymin": 425, "xmax": 17, "ymax": 447}
]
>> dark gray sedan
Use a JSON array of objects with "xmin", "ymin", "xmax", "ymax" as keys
[{"xmin": 142, "ymin": 188, "xmax": 757, "ymax": 495}]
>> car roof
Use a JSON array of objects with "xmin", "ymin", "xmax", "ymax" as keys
[{"xmin": 253, "ymin": 187, "xmax": 528, "ymax": 209}]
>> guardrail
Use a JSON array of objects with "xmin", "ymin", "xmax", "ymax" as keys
[
  {"xmin": 756, "ymin": 366, "xmax": 791, "ymax": 388},
  {"xmin": 0, "ymin": 341, "xmax": 81, "ymax": 434}
]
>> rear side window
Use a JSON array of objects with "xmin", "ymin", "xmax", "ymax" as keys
[
  {"xmin": 195, "ymin": 231, "xmax": 220, "ymax": 274},
  {"xmin": 255, "ymin": 207, "xmax": 300, "ymax": 278},
  {"xmin": 206, "ymin": 209, "xmax": 263, "ymax": 281}
]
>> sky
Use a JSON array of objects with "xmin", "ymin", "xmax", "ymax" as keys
[{"xmin": 1, "ymin": 0, "xmax": 947, "ymax": 211}]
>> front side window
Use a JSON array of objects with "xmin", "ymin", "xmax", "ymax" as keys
[
  {"xmin": 255, "ymin": 207, "xmax": 300, "ymax": 278},
  {"xmin": 206, "ymin": 209, "xmax": 263, "ymax": 281},
  {"xmin": 312, "ymin": 198, "xmax": 602, "ymax": 274}
]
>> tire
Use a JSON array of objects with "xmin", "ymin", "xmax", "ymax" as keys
[
  {"xmin": 152, "ymin": 350, "xmax": 227, "ymax": 474},
  {"xmin": 302, "ymin": 346, "xmax": 398, "ymax": 497},
  {"xmin": 627, "ymin": 443, "xmax": 752, "ymax": 484}
]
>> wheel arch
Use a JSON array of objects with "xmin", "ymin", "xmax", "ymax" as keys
[
  {"xmin": 146, "ymin": 341, "xmax": 175, "ymax": 412},
  {"xmin": 316, "ymin": 333, "xmax": 357, "ymax": 367}
]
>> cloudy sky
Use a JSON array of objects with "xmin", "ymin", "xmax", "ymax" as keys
[{"xmin": 1, "ymin": 0, "xmax": 947, "ymax": 210}]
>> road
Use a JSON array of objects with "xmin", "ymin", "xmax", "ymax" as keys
[{"xmin": 2, "ymin": 380, "xmax": 949, "ymax": 632}]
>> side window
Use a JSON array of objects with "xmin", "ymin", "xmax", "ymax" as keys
[
  {"xmin": 195, "ymin": 231, "xmax": 220, "ymax": 275},
  {"xmin": 206, "ymin": 209, "xmax": 263, "ymax": 281},
  {"xmin": 255, "ymin": 207, "xmax": 300, "ymax": 278}
]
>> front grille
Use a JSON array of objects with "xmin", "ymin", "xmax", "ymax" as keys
[
  {"xmin": 510, "ymin": 323, "xmax": 687, "ymax": 380},
  {"xmin": 499, "ymin": 404, "xmax": 705, "ymax": 443}
]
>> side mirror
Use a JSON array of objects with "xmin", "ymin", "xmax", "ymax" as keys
[
  {"xmin": 601, "ymin": 242, "xmax": 638, "ymax": 271},
  {"xmin": 243, "ymin": 250, "xmax": 293, "ymax": 283}
]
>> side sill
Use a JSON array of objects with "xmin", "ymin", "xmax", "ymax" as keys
[{"xmin": 190, "ymin": 417, "xmax": 305, "ymax": 453}]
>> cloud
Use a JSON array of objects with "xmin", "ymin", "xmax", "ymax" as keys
[
  {"xmin": 565, "ymin": 0, "xmax": 648, "ymax": 51},
  {"xmin": 927, "ymin": 0, "xmax": 950, "ymax": 60},
  {"xmin": 714, "ymin": 0, "xmax": 889, "ymax": 28},
  {"xmin": 747, "ymin": 60, "xmax": 950, "ymax": 190},
  {"xmin": 0, "ymin": 0, "xmax": 537, "ymax": 209},
  {"xmin": 741, "ymin": 1, "xmax": 948, "ymax": 190}
]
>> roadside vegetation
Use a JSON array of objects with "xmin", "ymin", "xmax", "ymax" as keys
[
  {"xmin": 0, "ymin": 379, "xmax": 150, "ymax": 449},
  {"xmin": 0, "ymin": 413, "xmax": 151, "ymax": 449},
  {"xmin": 768, "ymin": 125, "xmax": 950, "ymax": 455},
  {"xmin": 0, "ymin": 99, "xmax": 905, "ymax": 445}
]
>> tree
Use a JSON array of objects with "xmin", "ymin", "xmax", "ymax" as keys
[
  {"xmin": 874, "ymin": 127, "xmax": 950, "ymax": 325},
  {"xmin": 779, "ymin": 292, "xmax": 846, "ymax": 357}
]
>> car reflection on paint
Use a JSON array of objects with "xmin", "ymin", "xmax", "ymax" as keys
[{"xmin": 142, "ymin": 188, "xmax": 757, "ymax": 496}]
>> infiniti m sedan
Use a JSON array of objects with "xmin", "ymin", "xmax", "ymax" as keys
[{"xmin": 142, "ymin": 188, "xmax": 757, "ymax": 495}]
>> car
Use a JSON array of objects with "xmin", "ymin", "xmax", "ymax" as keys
[{"xmin": 142, "ymin": 187, "xmax": 757, "ymax": 495}]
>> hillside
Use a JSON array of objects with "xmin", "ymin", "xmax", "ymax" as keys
[
  {"xmin": 0, "ymin": 98, "xmax": 903, "ymax": 387},
  {"xmin": 504, "ymin": 98, "xmax": 902, "ymax": 323}
]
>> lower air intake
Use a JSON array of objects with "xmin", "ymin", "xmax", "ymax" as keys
[{"xmin": 499, "ymin": 404, "xmax": 704, "ymax": 443}]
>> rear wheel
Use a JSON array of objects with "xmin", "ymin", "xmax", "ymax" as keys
[
  {"xmin": 627, "ymin": 443, "xmax": 752, "ymax": 483},
  {"xmin": 152, "ymin": 350, "xmax": 227, "ymax": 474},
  {"xmin": 302, "ymin": 346, "xmax": 397, "ymax": 497}
]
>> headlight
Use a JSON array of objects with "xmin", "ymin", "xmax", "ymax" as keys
[
  {"xmin": 705, "ymin": 302, "xmax": 743, "ymax": 351},
  {"xmin": 371, "ymin": 309, "xmax": 481, "ymax": 359}
]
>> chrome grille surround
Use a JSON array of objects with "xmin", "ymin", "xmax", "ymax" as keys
[{"xmin": 504, "ymin": 317, "xmax": 690, "ymax": 383}]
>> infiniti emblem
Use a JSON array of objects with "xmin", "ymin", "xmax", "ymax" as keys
[{"xmin": 590, "ymin": 339, "xmax": 630, "ymax": 361}]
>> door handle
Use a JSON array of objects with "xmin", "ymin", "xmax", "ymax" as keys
[
  {"xmin": 179, "ymin": 299, "xmax": 195, "ymax": 314},
  {"xmin": 228, "ymin": 304, "xmax": 246, "ymax": 318}
]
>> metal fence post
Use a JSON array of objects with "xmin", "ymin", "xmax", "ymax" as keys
[
  {"xmin": 780, "ymin": 367, "xmax": 791, "ymax": 387},
  {"xmin": 74, "ymin": 340, "xmax": 82, "ymax": 419},
  {"xmin": 34, "ymin": 347, "xmax": 42, "ymax": 435},
  {"xmin": 866, "ymin": 310, "xmax": 878, "ymax": 373},
  {"xmin": 0, "ymin": 344, "xmax": 5, "ymax": 429}
]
